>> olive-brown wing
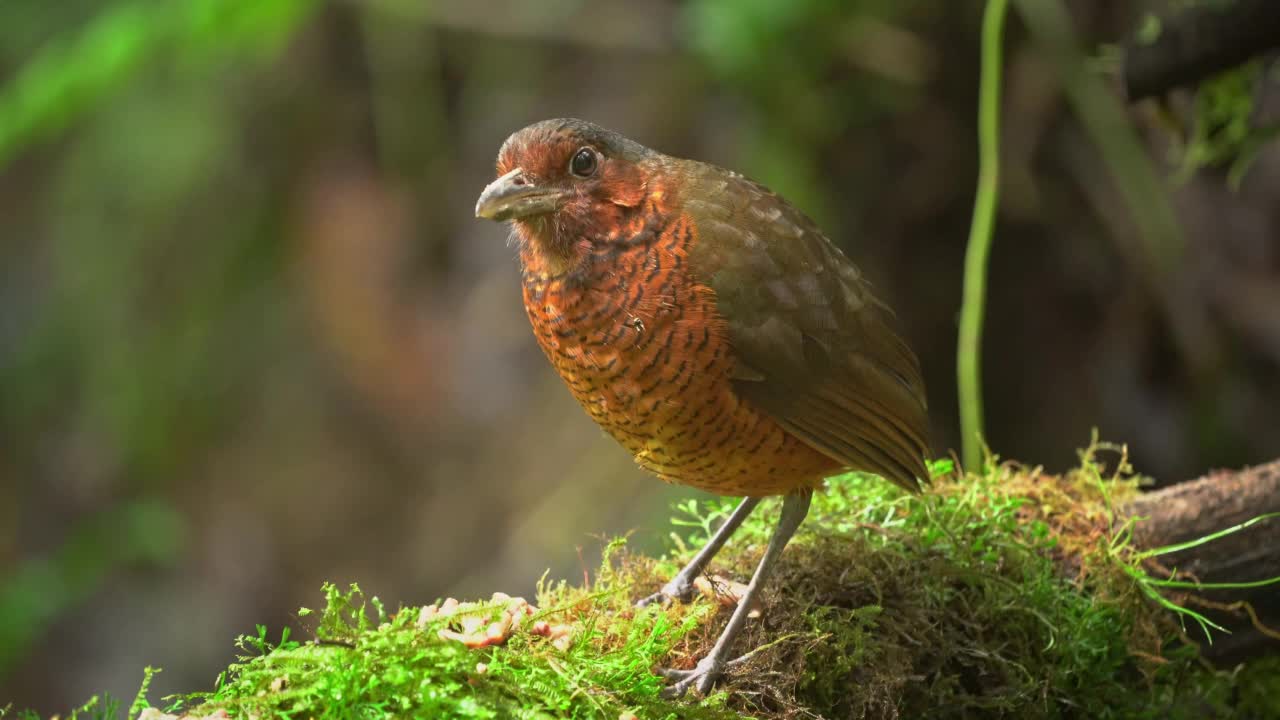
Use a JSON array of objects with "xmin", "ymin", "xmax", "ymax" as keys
[{"xmin": 681, "ymin": 162, "xmax": 931, "ymax": 491}]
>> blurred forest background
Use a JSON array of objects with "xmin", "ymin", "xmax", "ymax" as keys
[{"xmin": 2, "ymin": 0, "xmax": 1278, "ymax": 713}]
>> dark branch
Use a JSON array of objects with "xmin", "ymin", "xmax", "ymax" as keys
[{"xmin": 1122, "ymin": 0, "xmax": 1280, "ymax": 101}]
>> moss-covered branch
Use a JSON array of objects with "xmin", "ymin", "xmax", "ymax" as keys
[
  {"xmin": 1122, "ymin": 459, "xmax": 1280, "ymax": 664},
  {"xmin": 22, "ymin": 445, "xmax": 1280, "ymax": 720}
]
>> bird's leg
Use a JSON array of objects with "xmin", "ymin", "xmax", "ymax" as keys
[
  {"xmin": 659, "ymin": 489, "xmax": 812, "ymax": 697},
  {"xmin": 637, "ymin": 496, "xmax": 762, "ymax": 607}
]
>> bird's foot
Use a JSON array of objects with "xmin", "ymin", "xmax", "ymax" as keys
[
  {"xmin": 658, "ymin": 650, "xmax": 754, "ymax": 697},
  {"xmin": 636, "ymin": 575, "xmax": 695, "ymax": 608},
  {"xmin": 658, "ymin": 653, "xmax": 725, "ymax": 698}
]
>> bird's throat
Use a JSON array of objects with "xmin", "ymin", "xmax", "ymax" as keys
[{"xmin": 514, "ymin": 217, "xmax": 586, "ymax": 278}]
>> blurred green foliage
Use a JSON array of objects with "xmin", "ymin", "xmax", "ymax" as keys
[
  {"xmin": 1, "ymin": 0, "xmax": 319, "ymax": 700},
  {"xmin": 1175, "ymin": 61, "xmax": 1280, "ymax": 186},
  {"xmin": 0, "ymin": 0, "xmax": 321, "ymax": 479},
  {"xmin": 0, "ymin": 0, "xmax": 318, "ymax": 166},
  {"xmin": 0, "ymin": 500, "xmax": 183, "ymax": 677}
]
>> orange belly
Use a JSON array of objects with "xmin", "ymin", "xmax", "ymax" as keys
[{"xmin": 521, "ymin": 214, "xmax": 840, "ymax": 496}]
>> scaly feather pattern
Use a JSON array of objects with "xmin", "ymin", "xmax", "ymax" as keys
[{"xmin": 520, "ymin": 197, "xmax": 841, "ymax": 496}]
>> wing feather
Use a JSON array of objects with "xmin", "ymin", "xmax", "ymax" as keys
[{"xmin": 682, "ymin": 162, "xmax": 931, "ymax": 491}]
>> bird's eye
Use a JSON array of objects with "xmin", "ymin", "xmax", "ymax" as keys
[{"xmin": 570, "ymin": 147, "xmax": 598, "ymax": 177}]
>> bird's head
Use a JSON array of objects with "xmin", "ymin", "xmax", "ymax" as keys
[{"xmin": 475, "ymin": 119, "xmax": 659, "ymax": 276}]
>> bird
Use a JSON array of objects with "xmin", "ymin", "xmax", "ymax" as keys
[{"xmin": 475, "ymin": 118, "xmax": 930, "ymax": 697}]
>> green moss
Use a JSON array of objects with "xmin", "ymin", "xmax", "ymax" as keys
[
  {"xmin": 168, "ymin": 576, "xmax": 732, "ymax": 720},
  {"xmin": 19, "ymin": 442, "xmax": 1280, "ymax": 719}
]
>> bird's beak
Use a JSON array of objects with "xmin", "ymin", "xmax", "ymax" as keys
[{"xmin": 474, "ymin": 168, "xmax": 563, "ymax": 221}]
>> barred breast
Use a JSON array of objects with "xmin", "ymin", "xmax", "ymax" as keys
[{"xmin": 520, "ymin": 212, "xmax": 840, "ymax": 496}]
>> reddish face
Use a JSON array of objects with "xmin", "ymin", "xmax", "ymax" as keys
[{"xmin": 475, "ymin": 119, "xmax": 653, "ymax": 274}]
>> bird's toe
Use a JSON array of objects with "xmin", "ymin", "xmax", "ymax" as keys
[
  {"xmin": 659, "ymin": 678, "xmax": 694, "ymax": 699},
  {"xmin": 635, "ymin": 578, "xmax": 695, "ymax": 608},
  {"xmin": 656, "ymin": 655, "xmax": 726, "ymax": 697},
  {"xmin": 635, "ymin": 591, "xmax": 670, "ymax": 608}
]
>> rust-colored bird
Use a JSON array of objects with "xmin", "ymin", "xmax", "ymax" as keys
[{"xmin": 476, "ymin": 119, "xmax": 930, "ymax": 696}]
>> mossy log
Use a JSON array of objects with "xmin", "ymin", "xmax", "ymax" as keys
[
  {"xmin": 66, "ymin": 452, "xmax": 1280, "ymax": 719},
  {"xmin": 1122, "ymin": 459, "xmax": 1280, "ymax": 663}
]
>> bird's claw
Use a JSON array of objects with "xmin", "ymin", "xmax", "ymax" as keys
[
  {"xmin": 658, "ymin": 650, "xmax": 755, "ymax": 697},
  {"xmin": 658, "ymin": 655, "xmax": 726, "ymax": 698},
  {"xmin": 635, "ymin": 577, "xmax": 695, "ymax": 608}
]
